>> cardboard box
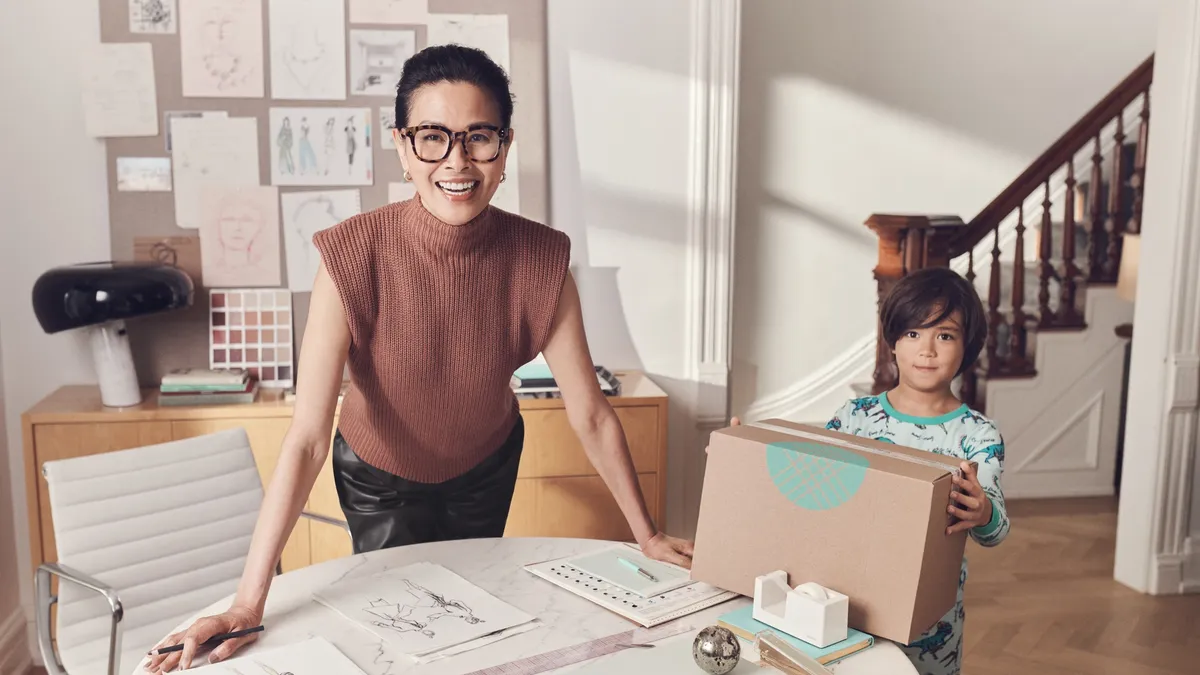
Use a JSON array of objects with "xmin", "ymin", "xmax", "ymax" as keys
[{"xmin": 690, "ymin": 419, "xmax": 971, "ymax": 645}]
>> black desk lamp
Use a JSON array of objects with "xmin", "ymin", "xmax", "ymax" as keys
[{"xmin": 32, "ymin": 262, "xmax": 194, "ymax": 407}]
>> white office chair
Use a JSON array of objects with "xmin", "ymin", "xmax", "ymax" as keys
[{"xmin": 34, "ymin": 428, "xmax": 349, "ymax": 675}]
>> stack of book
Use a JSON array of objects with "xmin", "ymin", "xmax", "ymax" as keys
[{"xmin": 158, "ymin": 368, "xmax": 258, "ymax": 406}]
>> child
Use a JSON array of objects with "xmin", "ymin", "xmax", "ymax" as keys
[{"xmin": 734, "ymin": 267, "xmax": 1009, "ymax": 675}]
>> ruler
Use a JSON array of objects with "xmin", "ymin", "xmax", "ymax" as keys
[{"xmin": 461, "ymin": 622, "xmax": 695, "ymax": 675}]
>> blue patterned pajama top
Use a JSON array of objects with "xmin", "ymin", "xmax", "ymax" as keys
[{"xmin": 826, "ymin": 392, "xmax": 1010, "ymax": 675}]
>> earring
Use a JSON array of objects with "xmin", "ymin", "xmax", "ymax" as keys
[
  {"xmin": 500, "ymin": 173, "xmax": 507, "ymax": 183},
  {"xmin": 403, "ymin": 170, "xmax": 412, "ymax": 181}
]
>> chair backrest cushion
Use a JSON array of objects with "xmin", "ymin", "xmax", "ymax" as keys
[{"xmin": 43, "ymin": 428, "xmax": 263, "ymax": 674}]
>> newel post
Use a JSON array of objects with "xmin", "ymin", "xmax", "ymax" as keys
[{"xmin": 864, "ymin": 214, "xmax": 966, "ymax": 394}]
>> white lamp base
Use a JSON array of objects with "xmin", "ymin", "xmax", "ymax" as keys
[{"xmin": 89, "ymin": 320, "xmax": 142, "ymax": 408}]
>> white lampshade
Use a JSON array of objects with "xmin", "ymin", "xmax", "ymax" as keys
[{"xmin": 1117, "ymin": 233, "xmax": 1141, "ymax": 302}]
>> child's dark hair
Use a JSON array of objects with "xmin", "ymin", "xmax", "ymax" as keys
[
  {"xmin": 880, "ymin": 267, "xmax": 987, "ymax": 375},
  {"xmin": 394, "ymin": 45, "xmax": 515, "ymax": 131}
]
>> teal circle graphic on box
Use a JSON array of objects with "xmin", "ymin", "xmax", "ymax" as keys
[{"xmin": 765, "ymin": 441, "xmax": 870, "ymax": 510}]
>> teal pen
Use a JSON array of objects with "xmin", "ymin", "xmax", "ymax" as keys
[{"xmin": 617, "ymin": 556, "xmax": 659, "ymax": 582}]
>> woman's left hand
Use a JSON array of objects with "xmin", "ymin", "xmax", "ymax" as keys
[
  {"xmin": 641, "ymin": 531, "xmax": 695, "ymax": 568},
  {"xmin": 947, "ymin": 461, "xmax": 993, "ymax": 534}
]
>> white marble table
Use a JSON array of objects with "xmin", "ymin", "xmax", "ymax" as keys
[{"xmin": 135, "ymin": 538, "xmax": 915, "ymax": 674}]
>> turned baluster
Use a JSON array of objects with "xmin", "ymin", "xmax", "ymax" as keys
[
  {"xmin": 1103, "ymin": 114, "xmax": 1127, "ymax": 279},
  {"xmin": 986, "ymin": 224, "xmax": 1003, "ymax": 375},
  {"xmin": 1087, "ymin": 135, "xmax": 1105, "ymax": 281},
  {"xmin": 1128, "ymin": 90, "xmax": 1150, "ymax": 235},
  {"xmin": 1059, "ymin": 161, "xmax": 1082, "ymax": 325},
  {"xmin": 1037, "ymin": 180, "xmax": 1054, "ymax": 326},
  {"xmin": 960, "ymin": 248, "xmax": 979, "ymax": 408},
  {"xmin": 1009, "ymin": 205, "xmax": 1030, "ymax": 372}
]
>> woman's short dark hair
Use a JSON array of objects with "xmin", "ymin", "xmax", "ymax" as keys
[
  {"xmin": 394, "ymin": 45, "xmax": 515, "ymax": 131},
  {"xmin": 880, "ymin": 267, "xmax": 988, "ymax": 375}
]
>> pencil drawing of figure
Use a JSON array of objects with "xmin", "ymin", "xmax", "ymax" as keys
[
  {"xmin": 323, "ymin": 117, "xmax": 336, "ymax": 175},
  {"xmin": 213, "ymin": 194, "xmax": 268, "ymax": 272},
  {"xmin": 364, "ymin": 598, "xmax": 436, "ymax": 638},
  {"xmin": 298, "ymin": 117, "xmax": 317, "ymax": 175},
  {"xmin": 360, "ymin": 579, "xmax": 484, "ymax": 640},
  {"xmin": 345, "ymin": 116, "xmax": 358, "ymax": 170},
  {"xmin": 277, "ymin": 117, "xmax": 295, "ymax": 175}
]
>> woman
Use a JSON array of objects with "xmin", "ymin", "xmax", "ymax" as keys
[{"xmin": 146, "ymin": 45, "xmax": 693, "ymax": 672}]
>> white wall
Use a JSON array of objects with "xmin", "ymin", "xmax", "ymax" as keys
[
  {"xmin": 547, "ymin": 0, "xmax": 706, "ymax": 535},
  {"xmin": 0, "ymin": 0, "xmax": 110, "ymax": 655},
  {"xmin": 731, "ymin": 0, "xmax": 1161, "ymax": 421}
]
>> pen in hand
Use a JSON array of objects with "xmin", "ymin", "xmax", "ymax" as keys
[{"xmin": 147, "ymin": 625, "xmax": 264, "ymax": 656}]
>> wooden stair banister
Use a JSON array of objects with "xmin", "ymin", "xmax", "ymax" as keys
[{"xmin": 865, "ymin": 55, "xmax": 1155, "ymax": 409}]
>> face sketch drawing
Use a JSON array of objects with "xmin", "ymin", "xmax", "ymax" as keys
[{"xmin": 214, "ymin": 196, "xmax": 266, "ymax": 269}]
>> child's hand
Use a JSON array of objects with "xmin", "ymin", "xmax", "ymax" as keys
[
  {"xmin": 730, "ymin": 416, "xmax": 741, "ymax": 426},
  {"xmin": 947, "ymin": 461, "xmax": 993, "ymax": 534}
]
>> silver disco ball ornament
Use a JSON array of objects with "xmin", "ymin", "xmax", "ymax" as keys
[{"xmin": 692, "ymin": 625, "xmax": 740, "ymax": 674}]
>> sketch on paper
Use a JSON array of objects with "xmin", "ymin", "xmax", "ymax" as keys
[
  {"xmin": 181, "ymin": 0, "xmax": 264, "ymax": 98},
  {"xmin": 378, "ymin": 107, "xmax": 397, "ymax": 148},
  {"xmin": 312, "ymin": 562, "xmax": 535, "ymax": 657},
  {"xmin": 134, "ymin": 236, "xmax": 203, "ymax": 286},
  {"xmin": 129, "ymin": 0, "xmax": 176, "ymax": 33},
  {"xmin": 281, "ymin": 189, "xmax": 361, "ymax": 291},
  {"xmin": 349, "ymin": 29, "xmax": 415, "ymax": 96},
  {"xmin": 163, "ymin": 110, "xmax": 227, "ymax": 152},
  {"xmin": 388, "ymin": 182, "xmax": 415, "ymax": 204},
  {"xmin": 348, "ymin": 0, "xmax": 429, "ymax": 24},
  {"xmin": 199, "ymin": 185, "xmax": 282, "ymax": 288},
  {"xmin": 427, "ymin": 14, "xmax": 510, "ymax": 72},
  {"xmin": 176, "ymin": 636, "xmax": 366, "ymax": 674},
  {"xmin": 170, "ymin": 116, "xmax": 259, "ymax": 228},
  {"xmin": 269, "ymin": 0, "xmax": 346, "ymax": 101},
  {"xmin": 81, "ymin": 43, "xmax": 159, "ymax": 138},
  {"xmin": 117, "ymin": 157, "xmax": 172, "ymax": 192},
  {"xmin": 270, "ymin": 108, "xmax": 373, "ymax": 186}
]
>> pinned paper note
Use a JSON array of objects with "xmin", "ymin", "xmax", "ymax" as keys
[
  {"xmin": 163, "ymin": 110, "xmax": 227, "ymax": 152},
  {"xmin": 134, "ymin": 235, "xmax": 203, "ymax": 286},
  {"xmin": 180, "ymin": 0, "xmax": 264, "ymax": 98},
  {"xmin": 349, "ymin": 0, "xmax": 429, "ymax": 24},
  {"xmin": 379, "ymin": 106, "xmax": 397, "ymax": 148},
  {"xmin": 427, "ymin": 14, "xmax": 510, "ymax": 72},
  {"xmin": 81, "ymin": 43, "xmax": 158, "ymax": 138},
  {"xmin": 170, "ymin": 116, "xmax": 260, "ymax": 228},
  {"xmin": 117, "ymin": 158, "xmax": 172, "ymax": 192},
  {"xmin": 270, "ymin": 108, "xmax": 373, "ymax": 186},
  {"xmin": 281, "ymin": 189, "xmax": 361, "ymax": 291},
  {"xmin": 268, "ymin": 0, "xmax": 347, "ymax": 100},
  {"xmin": 129, "ymin": 0, "xmax": 176, "ymax": 33},
  {"xmin": 349, "ymin": 29, "xmax": 416, "ymax": 96},
  {"xmin": 199, "ymin": 185, "xmax": 282, "ymax": 288}
]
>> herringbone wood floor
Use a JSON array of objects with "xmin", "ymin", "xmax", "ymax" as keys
[
  {"xmin": 963, "ymin": 497, "xmax": 1200, "ymax": 674},
  {"xmin": 25, "ymin": 498, "xmax": 1200, "ymax": 674}
]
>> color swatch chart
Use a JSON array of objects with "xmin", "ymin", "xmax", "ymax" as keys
[{"xmin": 209, "ymin": 288, "xmax": 295, "ymax": 388}]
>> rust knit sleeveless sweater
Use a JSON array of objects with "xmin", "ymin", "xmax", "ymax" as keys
[{"xmin": 312, "ymin": 196, "xmax": 571, "ymax": 483}]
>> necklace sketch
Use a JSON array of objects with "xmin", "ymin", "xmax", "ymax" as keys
[
  {"xmin": 202, "ymin": 17, "xmax": 251, "ymax": 90},
  {"xmin": 282, "ymin": 24, "xmax": 329, "ymax": 92},
  {"xmin": 363, "ymin": 579, "xmax": 484, "ymax": 639}
]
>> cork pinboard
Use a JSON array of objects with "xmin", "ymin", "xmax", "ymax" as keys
[{"xmin": 97, "ymin": 0, "xmax": 548, "ymax": 385}]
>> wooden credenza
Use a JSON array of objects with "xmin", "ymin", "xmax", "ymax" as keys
[{"xmin": 22, "ymin": 371, "xmax": 668, "ymax": 583}]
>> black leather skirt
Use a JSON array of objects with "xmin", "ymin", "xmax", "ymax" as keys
[{"xmin": 330, "ymin": 416, "xmax": 525, "ymax": 553}]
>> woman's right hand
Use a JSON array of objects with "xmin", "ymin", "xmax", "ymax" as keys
[{"xmin": 145, "ymin": 604, "xmax": 262, "ymax": 672}]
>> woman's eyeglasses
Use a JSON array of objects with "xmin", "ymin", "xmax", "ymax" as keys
[{"xmin": 399, "ymin": 124, "xmax": 510, "ymax": 163}]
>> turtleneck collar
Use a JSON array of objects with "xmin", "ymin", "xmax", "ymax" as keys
[{"xmin": 402, "ymin": 193, "xmax": 496, "ymax": 256}]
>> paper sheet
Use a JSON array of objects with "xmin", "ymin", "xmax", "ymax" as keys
[
  {"xmin": 117, "ymin": 158, "xmax": 172, "ymax": 192},
  {"xmin": 270, "ymin": 108, "xmax": 373, "ymax": 186},
  {"xmin": 349, "ymin": 0, "xmax": 429, "ymax": 24},
  {"xmin": 171, "ymin": 636, "xmax": 366, "ymax": 674},
  {"xmin": 426, "ymin": 13, "xmax": 510, "ymax": 72},
  {"xmin": 163, "ymin": 110, "xmax": 227, "ymax": 152},
  {"xmin": 281, "ymin": 189, "xmax": 361, "ymax": 291},
  {"xmin": 81, "ymin": 43, "xmax": 158, "ymax": 138},
  {"xmin": 269, "ymin": 0, "xmax": 347, "ymax": 100},
  {"xmin": 129, "ymin": 0, "xmax": 177, "ymax": 33},
  {"xmin": 313, "ymin": 562, "xmax": 537, "ymax": 657},
  {"xmin": 388, "ymin": 181, "xmax": 415, "ymax": 203},
  {"xmin": 379, "ymin": 106, "xmax": 397, "ymax": 148},
  {"xmin": 134, "ymin": 235, "xmax": 203, "ymax": 286},
  {"xmin": 181, "ymin": 0, "xmax": 264, "ymax": 98},
  {"xmin": 199, "ymin": 185, "xmax": 282, "ymax": 288},
  {"xmin": 170, "ymin": 116, "xmax": 260, "ymax": 228},
  {"xmin": 349, "ymin": 29, "xmax": 416, "ymax": 96}
]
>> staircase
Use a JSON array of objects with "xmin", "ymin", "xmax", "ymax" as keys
[{"xmin": 864, "ymin": 56, "xmax": 1152, "ymax": 498}]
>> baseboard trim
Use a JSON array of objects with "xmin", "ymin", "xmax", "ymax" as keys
[
  {"xmin": 0, "ymin": 609, "xmax": 30, "ymax": 675},
  {"xmin": 1154, "ymin": 553, "xmax": 1186, "ymax": 595}
]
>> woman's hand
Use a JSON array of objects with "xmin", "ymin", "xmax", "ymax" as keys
[
  {"xmin": 145, "ymin": 605, "xmax": 262, "ymax": 672},
  {"xmin": 641, "ymin": 531, "xmax": 695, "ymax": 568},
  {"xmin": 947, "ymin": 461, "xmax": 993, "ymax": 534}
]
